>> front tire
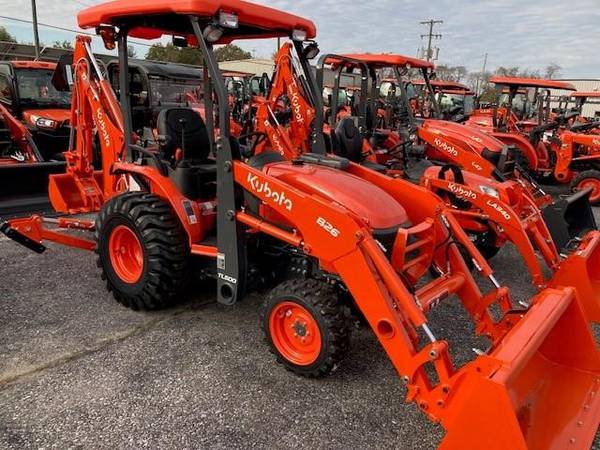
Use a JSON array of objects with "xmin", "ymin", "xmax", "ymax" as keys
[
  {"xmin": 261, "ymin": 278, "xmax": 351, "ymax": 378},
  {"xmin": 571, "ymin": 169, "xmax": 600, "ymax": 205},
  {"xmin": 95, "ymin": 192, "xmax": 189, "ymax": 310}
]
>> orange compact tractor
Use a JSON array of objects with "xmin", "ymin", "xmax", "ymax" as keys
[
  {"xmin": 2, "ymin": 1, "xmax": 600, "ymax": 449},
  {"xmin": 304, "ymin": 53, "xmax": 597, "ymax": 290},
  {"xmin": 0, "ymin": 61, "xmax": 72, "ymax": 216},
  {"xmin": 468, "ymin": 76, "xmax": 600, "ymax": 202}
]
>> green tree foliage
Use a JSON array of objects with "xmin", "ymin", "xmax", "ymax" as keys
[
  {"xmin": 213, "ymin": 44, "xmax": 251, "ymax": 62},
  {"xmin": 145, "ymin": 43, "xmax": 250, "ymax": 65},
  {"xmin": 145, "ymin": 43, "xmax": 202, "ymax": 65},
  {"xmin": 52, "ymin": 40, "xmax": 73, "ymax": 50},
  {"xmin": 0, "ymin": 26, "xmax": 16, "ymax": 43}
]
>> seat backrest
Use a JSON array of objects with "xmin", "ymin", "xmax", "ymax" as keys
[
  {"xmin": 333, "ymin": 117, "xmax": 363, "ymax": 162},
  {"xmin": 157, "ymin": 107, "xmax": 211, "ymax": 162}
]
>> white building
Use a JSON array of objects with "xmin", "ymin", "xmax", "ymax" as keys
[{"xmin": 551, "ymin": 79, "xmax": 600, "ymax": 118}]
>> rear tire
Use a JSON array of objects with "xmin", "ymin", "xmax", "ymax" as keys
[
  {"xmin": 261, "ymin": 278, "xmax": 350, "ymax": 377},
  {"xmin": 95, "ymin": 191, "xmax": 189, "ymax": 310},
  {"xmin": 472, "ymin": 231, "xmax": 501, "ymax": 259},
  {"xmin": 571, "ymin": 170, "xmax": 600, "ymax": 205}
]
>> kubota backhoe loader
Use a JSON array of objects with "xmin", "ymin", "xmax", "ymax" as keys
[{"xmin": 1, "ymin": 2, "xmax": 600, "ymax": 449}]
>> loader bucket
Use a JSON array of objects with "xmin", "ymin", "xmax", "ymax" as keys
[
  {"xmin": 541, "ymin": 188, "xmax": 596, "ymax": 251},
  {"xmin": 0, "ymin": 161, "xmax": 66, "ymax": 218},
  {"xmin": 440, "ymin": 287, "xmax": 600, "ymax": 450},
  {"xmin": 549, "ymin": 230, "xmax": 600, "ymax": 324},
  {"xmin": 48, "ymin": 170, "xmax": 103, "ymax": 213}
]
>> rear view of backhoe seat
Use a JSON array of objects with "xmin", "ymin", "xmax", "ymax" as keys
[
  {"xmin": 156, "ymin": 107, "xmax": 216, "ymax": 200},
  {"xmin": 332, "ymin": 117, "xmax": 363, "ymax": 162}
]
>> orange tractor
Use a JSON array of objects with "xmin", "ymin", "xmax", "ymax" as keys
[
  {"xmin": 467, "ymin": 76, "xmax": 600, "ymax": 203},
  {"xmin": 304, "ymin": 52, "xmax": 595, "ymax": 289},
  {"xmin": 1, "ymin": 1, "xmax": 600, "ymax": 449},
  {"xmin": 0, "ymin": 61, "xmax": 72, "ymax": 216}
]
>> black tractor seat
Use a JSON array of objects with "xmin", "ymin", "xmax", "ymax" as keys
[{"xmin": 156, "ymin": 107, "xmax": 216, "ymax": 199}]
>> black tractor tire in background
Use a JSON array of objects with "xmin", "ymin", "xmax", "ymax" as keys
[
  {"xmin": 472, "ymin": 230, "xmax": 501, "ymax": 260},
  {"xmin": 95, "ymin": 191, "xmax": 190, "ymax": 310},
  {"xmin": 571, "ymin": 169, "xmax": 600, "ymax": 205},
  {"xmin": 261, "ymin": 278, "xmax": 351, "ymax": 378}
]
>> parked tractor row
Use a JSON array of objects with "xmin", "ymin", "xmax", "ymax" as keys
[{"xmin": 1, "ymin": 1, "xmax": 600, "ymax": 449}]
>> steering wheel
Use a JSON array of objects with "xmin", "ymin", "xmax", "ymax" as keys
[{"xmin": 236, "ymin": 131, "xmax": 267, "ymax": 157}]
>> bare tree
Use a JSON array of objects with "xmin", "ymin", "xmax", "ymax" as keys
[{"xmin": 544, "ymin": 63, "xmax": 562, "ymax": 79}]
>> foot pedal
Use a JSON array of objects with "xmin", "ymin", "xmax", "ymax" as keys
[{"xmin": 0, "ymin": 220, "xmax": 46, "ymax": 254}]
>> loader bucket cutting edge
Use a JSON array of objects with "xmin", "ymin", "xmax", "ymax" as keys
[
  {"xmin": 0, "ymin": 162, "xmax": 65, "ymax": 218},
  {"xmin": 542, "ymin": 188, "xmax": 597, "ymax": 251},
  {"xmin": 48, "ymin": 171, "xmax": 104, "ymax": 213},
  {"xmin": 439, "ymin": 287, "xmax": 600, "ymax": 450}
]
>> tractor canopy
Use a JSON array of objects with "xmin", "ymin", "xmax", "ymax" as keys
[
  {"xmin": 573, "ymin": 91, "xmax": 600, "ymax": 98},
  {"xmin": 489, "ymin": 76, "xmax": 576, "ymax": 91},
  {"xmin": 77, "ymin": 0, "xmax": 317, "ymax": 43}
]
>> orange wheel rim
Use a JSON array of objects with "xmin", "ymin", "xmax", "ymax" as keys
[
  {"xmin": 269, "ymin": 301, "xmax": 322, "ymax": 366},
  {"xmin": 108, "ymin": 225, "xmax": 144, "ymax": 283},
  {"xmin": 578, "ymin": 179, "xmax": 600, "ymax": 202}
]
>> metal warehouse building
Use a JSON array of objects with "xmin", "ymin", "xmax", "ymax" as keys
[{"xmin": 551, "ymin": 79, "xmax": 600, "ymax": 118}]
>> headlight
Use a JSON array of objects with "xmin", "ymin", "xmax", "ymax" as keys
[
  {"xmin": 30, "ymin": 114, "xmax": 57, "ymax": 129},
  {"xmin": 479, "ymin": 185, "xmax": 499, "ymax": 198}
]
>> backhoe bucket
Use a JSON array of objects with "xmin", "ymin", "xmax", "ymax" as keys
[
  {"xmin": 48, "ymin": 170, "xmax": 103, "ymax": 213},
  {"xmin": 440, "ymin": 287, "xmax": 600, "ymax": 450},
  {"xmin": 0, "ymin": 161, "xmax": 66, "ymax": 218},
  {"xmin": 542, "ymin": 188, "xmax": 596, "ymax": 251}
]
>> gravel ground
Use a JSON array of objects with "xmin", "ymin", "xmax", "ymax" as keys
[{"xmin": 0, "ymin": 201, "xmax": 599, "ymax": 449}]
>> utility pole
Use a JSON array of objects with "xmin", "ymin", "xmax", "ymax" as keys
[
  {"xmin": 420, "ymin": 19, "xmax": 443, "ymax": 62},
  {"xmin": 31, "ymin": 0, "xmax": 41, "ymax": 59},
  {"xmin": 475, "ymin": 52, "xmax": 488, "ymax": 96}
]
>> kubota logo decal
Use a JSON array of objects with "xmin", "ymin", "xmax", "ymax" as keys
[
  {"xmin": 291, "ymin": 90, "xmax": 305, "ymax": 125},
  {"xmin": 434, "ymin": 137, "xmax": 458, "ymax": 157},
  {"xmin": 486, "ymin": 200, "xmax": 511, "ymax": 221},
  {"xmin": 448, "ymin": 183, "xmax": 477, "ymax": 199},
  {"xmin": 96, "ymin": 108, "xmax": 110, "ymax": 148},
  {"xmin": 247, "ymin": 173, "xmax": 293, "ymax": 211}
]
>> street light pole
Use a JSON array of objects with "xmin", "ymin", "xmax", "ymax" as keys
[{"xmin": 31, "ymin": 0, "xmax": 41, "ymax": 59}]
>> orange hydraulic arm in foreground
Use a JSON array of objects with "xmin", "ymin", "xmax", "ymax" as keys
[{"xmin": 48, "ymin": 35, "xmax": 127, "ymax": 214}]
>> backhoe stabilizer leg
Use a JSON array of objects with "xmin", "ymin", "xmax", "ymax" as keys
[{"xmin": 0, "ymin": 219, "xmax": 46, "ymax": 254}]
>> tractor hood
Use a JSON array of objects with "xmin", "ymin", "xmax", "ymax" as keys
[
  {"xmin": 422, "ymin": 119, "xmax": 505, "ymax": 154},
  {"xmin": 22, "ymin": 109, "xmax": 70, "ymax": 130},
  {"xmin": 264, "ymin": 161, "xmax": 409, "ymax": 230}
]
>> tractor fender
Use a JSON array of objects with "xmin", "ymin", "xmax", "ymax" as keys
[{"xmin": 489, "ymin": 132, "xmax": 540, "ymax": 170}]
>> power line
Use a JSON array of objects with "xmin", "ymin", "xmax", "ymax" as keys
[
  {"xmin": 0, "ymin": 14, "xmax": 153, "ymax": 47},
  {"xmin": 419, "ymin": 19, "xmax": 443, "ymax": 62}
]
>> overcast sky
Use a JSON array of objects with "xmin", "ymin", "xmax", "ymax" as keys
[{"xmin": 0, "ymin": 0, "xmax": 597, "ymax": 78}]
